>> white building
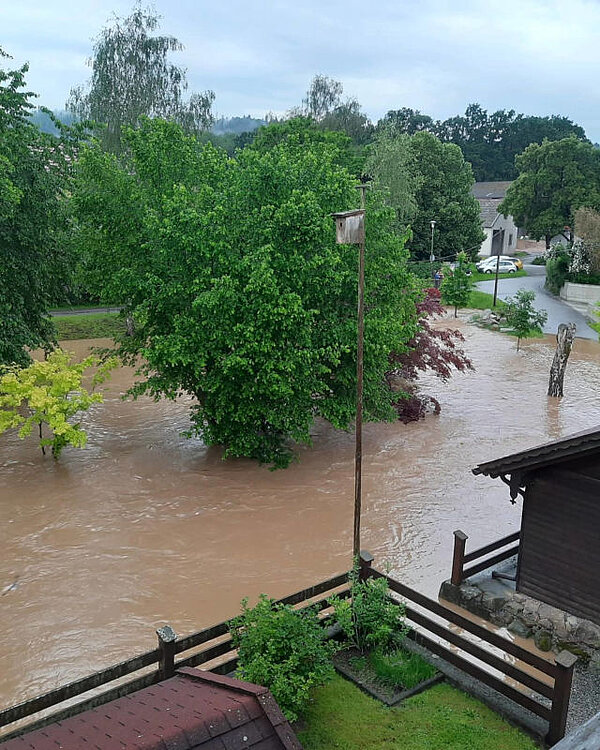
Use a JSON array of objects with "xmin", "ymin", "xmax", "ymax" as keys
[{"xmin": 472, "ymin": 182, "xmax": 520, "ymax": 257}]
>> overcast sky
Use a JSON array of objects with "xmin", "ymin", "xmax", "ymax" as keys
[{"xmin": 3, "ymin": 0, "xmax": 600, "ymax": 140}]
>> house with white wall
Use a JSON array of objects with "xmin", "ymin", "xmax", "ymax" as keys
[{"xmin": 472, "ymin": 182, "xmax": 520, "ymax": 257}]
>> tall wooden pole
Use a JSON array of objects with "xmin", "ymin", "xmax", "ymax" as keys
[
  {"xmin": 354, "ymin": 185, "xmax": 367, "ymax": 559},
  {"xmin": 492, "ymin": 252, "xmax": 501, "ymax": 307}
]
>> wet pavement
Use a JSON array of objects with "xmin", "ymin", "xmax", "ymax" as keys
[{"xmin": 476, "ymin": 265, "xmax": 598, "ymax": 340}]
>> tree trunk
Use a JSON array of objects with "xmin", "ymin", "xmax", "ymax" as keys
[
  {"xmin": 125, "ymin": 314, "xmax": 135, "ymax": 337},
  {"xmin": 545, "ymin": 234, "xmax": 551, "ymax": 250},
  {"xmin": 548, "ymin": 323, "xmax": 576, "ymax": 397}
]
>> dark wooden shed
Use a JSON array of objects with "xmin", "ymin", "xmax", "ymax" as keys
[
  {"xmin": 1, "ymin": 668, "xmax": 303, "ymax": 750},
  {"xmin": 473, "ymin": 426, "xmax": 600, "ymax": 626}
]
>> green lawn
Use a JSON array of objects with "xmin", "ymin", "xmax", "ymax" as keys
[
  {"xmin": 297, "ymin": 675, "xmax": 538, "ymax": 750},
  {"xmin": 467, "ymin": 290, "xmax": 506, "ymax": 310},
  {"xmin": 53, "ymin": 312, "xmax": 125, "ymax": 340},
  {"xmin": 471, "ymin": 269, "xmax": 527, "ymax": 283}
]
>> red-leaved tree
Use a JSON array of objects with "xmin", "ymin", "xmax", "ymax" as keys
[{"xmin": 387, "ymin": 288, "xmax": 474, "ymax": 423}]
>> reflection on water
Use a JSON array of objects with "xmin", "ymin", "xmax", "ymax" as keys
[{"xmin": 0, "ymin": 323, "xmax": 599, "ymax": 706}]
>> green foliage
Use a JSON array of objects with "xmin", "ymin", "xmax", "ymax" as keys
[
  {"xmin": 230, "ymin": 595, "xmax": 335, "ymax": 722},
  {"xmin": 298, "ymin": 675, "xmax": 538, "ymax": 750},
  {"xmin": 365, "ymin": 129, "xmax": 484, "ymax": 261},
  {"xmin": 409, "ymin": 132, "xmax": 485, "ymax": 261},
  {"xmin": 468, "ymin": 290, "xmax": 506, "ymax": 310},
  {"xmin": 329, "ymin": 570, "xmax": 408, "ymax": 653},
  {"xmin": 0, "ymin": 349, "xmax": 117, "ymax": 457},
  {"xmin": 504, "ymin": 290, "xmax": 548, "ymax": 350},
  {"xmin": 499, "ymin": 137, "xmax": 600, "ymax": 246},
  {"xmin": 0, "ymin": 49, "xmax": 80, "ymax": 366},
  {"xmin": 72, "ymin": 117, "xmax": 420, "ymax": 468},
  {"xmin": 531, "ymin": 255, "xmax": 546, "ymax": 265},
  {"xmin": 545, "ymin": 250, "xmax": 571, "ymax": 294},
  {"xmin": 67, "ymin": 6, "xmax": 214, "ymax": 152},
  {"xmin": 366, "ymin": 648, "xmax": 437, "ymax": 690},
  {"xmin": 441, "ymin": 252, "xmax": 473, "ymax": 316},
  {"xmin": 377, "ymin": 103, "xmax": 588, "ymax": 182}
]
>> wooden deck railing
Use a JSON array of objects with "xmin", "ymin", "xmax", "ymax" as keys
[
  {"xmin": 1, "ymin": 552, "xmax": 575, "ymax": 746},
  {"xmin": 0, "ymin": 571, "xmax": 351, "ymax": 742},
  {"xmin": 451, "ymin": 529, "xmax": 521, "ymax": 585}
]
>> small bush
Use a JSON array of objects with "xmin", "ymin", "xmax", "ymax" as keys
[
  {"xmin": 531, "ymin": 255, "xmax": 546, "ymax": 265},
  {"xmin": 329, "ymin": 569, "xmax": 408, "ymax": 653},
  {"xmin": 230, "ymin": 595, "xmax": 335, "ymax": 722},
  {"xmin": 545, "ymin": 251, "xmax": 570, "ymax": 294}
]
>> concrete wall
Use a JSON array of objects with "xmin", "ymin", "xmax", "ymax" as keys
[
  {"xmin": 560, "ymin": 282, "xmax": 600, "ymax": 319},
  {"xmin": 552, "ymin": 711, "xmax": 600, "ymax": 749},
  {"xmin": 478, "ymin": 216, "xmax": 519, "ymax": 257}
]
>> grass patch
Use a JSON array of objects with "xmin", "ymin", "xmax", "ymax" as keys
[
  {"xmin": 592, "ymin": 321, "xmax": 600, "ymax": 337},
  {"xmin": 503, "ymin": 327, "xmax": 545, "ymax": 341},
  {"xmin": 53, "ymin": 313, "xmax": 125, "ymax": 341},
  {"xmin": 364, "ymin": 649, "xmax": 437, "ymax": 690},
  {"xmin": 471, "ymin": 269, "xmax": 527, "ymax": 282},
  {"xmin": 467, "ymin": 290, "xmax": 506, "ymax": 310},
  {"xmin": 298, "ymin": 675, "xmax": 538, "ymax": 750}
]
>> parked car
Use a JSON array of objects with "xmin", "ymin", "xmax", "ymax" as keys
[{"xmin": 476, "ymin": 256, "xmax": 519, "ymax": 273}]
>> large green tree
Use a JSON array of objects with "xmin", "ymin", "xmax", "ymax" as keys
[
  {"xmin": 0, "ymin": 50, "xmax": 77, "ymax": 365},
  {"xmin": 72, "ymin": 118, "xmax": 420, "ymax": 467},
  {"xmin": 499, "ymin": 137, "xmax": 600, "ymax": 248},
  {"xmin": 67, "ymin": 5, "xmax": 215, "ymax": 152}
]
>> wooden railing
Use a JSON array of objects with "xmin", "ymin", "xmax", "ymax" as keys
[
  {"xmin": 1, "ymin": 552, "xmax": 575, "ymax": 746},
  {"xmin": 0, "ymin": 571, "xmax": 351, "ymax": 742},
  {"xmin": 451, "ymin": 529, "xmax": 521, "ymax": 585},
  {"xmin": 361, "ymin": 555, "xmax": 576, "ymax": 747}
]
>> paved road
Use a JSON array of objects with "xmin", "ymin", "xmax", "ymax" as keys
[{"xmin": 476, "ymin": 265, "xmax": 598, "ymax": 340}]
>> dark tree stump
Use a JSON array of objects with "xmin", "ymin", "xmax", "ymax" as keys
[{"xmin": 548, "ymin": 323, "xmax": 576, "ymax": 397}]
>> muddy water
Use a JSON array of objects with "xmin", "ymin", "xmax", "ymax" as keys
[{"xmin": 1, "ymin": 322, "xmax": 599, "ymax": 707}]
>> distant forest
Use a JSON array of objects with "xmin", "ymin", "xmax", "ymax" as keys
[{"xmin": 29, "ymin": 102, "xmax": 589, "ymax": 182}]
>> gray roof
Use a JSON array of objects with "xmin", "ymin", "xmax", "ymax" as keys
[
  {"xmin": 471, "ymin": 181, "xmax": 513, "ymax": 199},
  {"xmin": 472, "ymin": 426, "xmax": 600, "ymax": 479},
  {"xmin": 478, "ymin": 198, "xmax": 502, "ymax": 228}
]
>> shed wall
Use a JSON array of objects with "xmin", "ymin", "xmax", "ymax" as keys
[{"xmin": 518, "ymin": 468, "xmax": 600, "ymax": 625}]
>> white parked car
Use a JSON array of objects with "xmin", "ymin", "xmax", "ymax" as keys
[{"xmin": 476, "ymin": 256, "xmax": 518, "ymax": 274}]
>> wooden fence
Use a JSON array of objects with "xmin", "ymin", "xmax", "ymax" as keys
[
  {"xmin": 0, "ymin": 571, "xmax": 351, "ymax": 742},
  {"xmin": 451, "ymin": 529, "xmax": 521, "ymax": 585},
  {"xmin": 0, "ymin": 552, "xmax": 576, "ymax": 746}
]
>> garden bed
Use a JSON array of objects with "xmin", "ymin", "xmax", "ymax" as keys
[{"xmin": 333, "ymin": 647, "xmax": 443, "ymax": 706}]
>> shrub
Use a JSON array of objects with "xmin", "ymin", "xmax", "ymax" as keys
[
  {"xmin": 531, "ymin": 255, "xmax": 546, "ymax": 265},
  {"xmin": 230, "ymin": 595, "xmax": 335, "ymax": 721},
  {"xmin": 0, "ymin": 349, "xmax": 117, "ymax": 458},
  {"xmin": 329, "ymin": 569, "xmax": 408, "ymax": 653},
  {"xmin": 545, "ymin": 250, "xmax": 571, "ymax": 294}
]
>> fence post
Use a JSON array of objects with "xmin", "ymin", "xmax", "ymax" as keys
[
  {"xmin": 156, "ymin": 625, "xmax": 177, "ymax": 681},
  {"xmin": 547, "ymin": 650, "xmax": 578, "ymax": 746},
  {"xmin": 359, "ymin": 550, "xmax": 374, "ymax": 581},
  {"xmin": 451, "ymin": 530, "xmax": 468, "ymax": 586}
]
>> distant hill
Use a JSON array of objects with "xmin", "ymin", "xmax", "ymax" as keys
[
  {"xmin": 212, "ymin": 116, "xmax": 265, "ymax": 135},
  {"xmin": 28, "ymin": 108, "xmax": 78, "ymax": 134}
]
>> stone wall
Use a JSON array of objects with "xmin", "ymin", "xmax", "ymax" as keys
[{"xmin": 440, "ymin": 577, "xmax": 600, "ymax": 665}]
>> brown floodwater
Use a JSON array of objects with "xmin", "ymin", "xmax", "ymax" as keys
[{"xmin": 1, "ymin": 322, "xmax": 599, "ymax": 710}]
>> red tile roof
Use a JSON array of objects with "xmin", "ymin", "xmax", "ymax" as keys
[{"xmin": 2, "ymin": 669, "xmax": 302, "ymax": 750}]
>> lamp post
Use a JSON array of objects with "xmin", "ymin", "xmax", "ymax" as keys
[
  {"xmin": 332, "ymin": 184, "xmax": 368, "ymax": 559},
  {"xmin": 429, "ymin": 220, "xmax": 436, "ymax": 274}
]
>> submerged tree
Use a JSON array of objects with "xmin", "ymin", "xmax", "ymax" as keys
[
  {"xmin": 387, "ymin": 288, "xmax": 474, "ymax": 422},
  {"xmin": 72, "ymin": 118, "xmax": 421, "ymax": 467},
  {"xmin": 67, "ymin": 5, "xmax": 214, "ymax": 152},
  {"xmin": 0, "ymin": 350, "xmax": 117, "ymax": 458},
  {"xmin": 441, "ymin": 251, "xmax": 473, "ymax": 317},
  {"xmin": 504, "ymin": 289, "xmax": 548, "ymax": 351}
]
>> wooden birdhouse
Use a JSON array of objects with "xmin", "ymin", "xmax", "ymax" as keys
[{"xmin": 332, "ymin": 209, "xmax": 365, "ymax": 244}]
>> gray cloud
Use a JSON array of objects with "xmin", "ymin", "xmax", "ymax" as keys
[{"xmin": 3, "ymin": 0, "xmax": 600, "ymax": 139}]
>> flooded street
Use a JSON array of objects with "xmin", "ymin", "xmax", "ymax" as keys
[{"xmin": 1, "ymin": 321, "xmax": 599, "ymax": 709}]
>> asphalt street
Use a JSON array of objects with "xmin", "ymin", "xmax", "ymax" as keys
[{"xmin": 476, "ymin": 264, "xmax": 598, "ymax": 340}]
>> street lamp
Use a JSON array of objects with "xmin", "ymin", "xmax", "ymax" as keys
[
  {"xmin": 332, "ymin": 184, "xmax": 368, "ymax": 559},
  {"xmin": 430, "ymin": 220, "xmax": 436, "ymax": 265}
]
